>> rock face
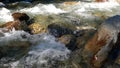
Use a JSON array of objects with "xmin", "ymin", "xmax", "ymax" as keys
[{"xmin": 82, "ymin": 15, "xmax": 120, "ymax": 68}]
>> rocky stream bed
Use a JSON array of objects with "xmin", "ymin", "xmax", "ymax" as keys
[{"xmin": 0, "ymin": 0, "xmax": 120, "ymax": 68}]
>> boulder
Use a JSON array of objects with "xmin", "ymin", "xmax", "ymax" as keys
[
  {"xmin": 1, "ymin": 20, "xmax": 31, "ymax": 33},
  {"xmin": 2, "ymin": 20, "xmax": 21, "ymax": 30},
  {"xmin": 75, "ymin": 29, "xmax": 96, "ymax": 48},
  {"xmin": 47, "ymin": 23, "xmax": 73, "ymax": 37},
  {"xmin": 58, "ymin": 29, "xmax": 96, "ymax": 51},
  {"xmin": 58, "ymin": 34, "xmax": 77, "ymax": 51},
  {"xmin": 0, "ymin": 41, "xmax": 30, "ymax": 63},
  {"xmin": 28, "ymin": 23, "xmax": 46, "ymax": 34},
  {"xmin": 1, "ymin": 12, "xmax": 31, "ymax": 32},
  {"xmin": 82, "ymin": 15, "xmax": 120, "ymax": 68},
  {"xmin": 12, "ymin": 12, "xmax": 30, "ymax": 22}
]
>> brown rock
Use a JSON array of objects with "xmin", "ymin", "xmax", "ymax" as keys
[
  {"xmin": 1, "ymin": 20, "xmax": 29, "ymax": 32},
  {"xmin": 63, "ymin": 1, "xmax": 79, "ymax": 6},
  {"xmin": 83, "ymin": 26, "xmax": 111, "ymax": 68},
  {"xmin": 75, "ymin": 29, "xmax": 96, "ymax": 48},
  {"xmin": 82, "ymin": 15, "xmax": 120, "ymax": 68},
  {"xmin": 12, "ymin": 12, "xmax": 29, "ymax": 22},
  {"xmin": 2, "ymin": 20, "xmax": 21, "ymax": 30},
  {"xmin": 58, "ymin": 34, "xmax": 77, "ymax": 51},
  {"xmin": 28, "ymin": 23, "xmax": 46, "ymax": 34},
  {"xmin": 95, "ymin": 0, "xmax": 108, "ymax": 2}
]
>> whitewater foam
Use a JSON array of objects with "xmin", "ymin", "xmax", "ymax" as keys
[
  {"xmin": 0, "ymin": 30, "xmax": 70, "ymax": 68},
  {"xmin": 20, "ymin": 4, "xmax": 66, "ymax": 15},
  {"xmin": 0, "ymin": 8, "xmax": 13, "ymax": 23}
]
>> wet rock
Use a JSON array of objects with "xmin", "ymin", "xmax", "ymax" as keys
[
  {"xmin": 1, "ymin": 20, "xmax": 29, "ymax": 31},
  {"xmin": 0, "ymin": 30, "xmax": 31, "ymax": 63},
  {"xmin": 47, "ymin": 23, "xmax": 73, "ymax": 37},
  {"xmin": 75, "ymin": 29, "xmax": 96, "ymax": 48},
  {"xmin": 52, "ymin": 29, "xmax": 97, "ymax": 68},
  {"xmin": 102, "ymin": 33, "xmax": 120, "ymax": 68},
  {"xmin": 12, "ymin": 12, "xmax": 30, "ymax": 22},
  {"xmin": 2, "ymin": 20, "xmax": 21, "ymax": 30},
  {"xmin": 82, "ymin": 15, "xmax": 120, "ymax": 68},
  {"xmin": 28, "ymin": 23, "xmax": 46, "ymax": 34},
  {"xmin": 1, "ymin": 12, "xmax": 31, "ymax": 33},
  {"xmin": 95, "ymin": 0, "xmax": 108, "ymax": 2},
  {"xmin": 0, "ymin": 41, "xmax": 30, "ymax": 63},
  {"xmin": 58, "ymin": 34, "xmax": 77, "ymax": 51},
  {"xmin": 0, "ymin": 32, "xmax": 4, "ymax": 37},
  {"xmin": 0, "ymin": 2, "xmax": 5, "ymax": 7},
  {"xmin": 63, "ymin": 1, "xmax": 79, "ymax": 6}
]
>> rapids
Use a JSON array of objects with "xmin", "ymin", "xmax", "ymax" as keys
[{"xmin": 0, "ymin": 0, "xmax": 120, "ymax": 68}]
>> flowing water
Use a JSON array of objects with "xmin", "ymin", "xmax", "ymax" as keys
[{"xmin": 0, "ymin": 0, "xmax": 120, "ymax": 68}]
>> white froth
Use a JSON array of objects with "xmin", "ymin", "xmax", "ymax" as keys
[
  {"xmin": 0, "ymin": 8, "xmax": 13, "ymax": 23},
  {"xmin": 0, "ymin": 29, "xmax": 30, "ymax": 46},
  {"xmin": 20, "ymin": 4, "xmax": 66, "ymax": 14},
  {"xmin": 8, "ymin": 34, "xmax": 70, "ymax": 67},
  {"xmin": 74, "ymin": 1, "xmax": 119, "ymax": 16}
]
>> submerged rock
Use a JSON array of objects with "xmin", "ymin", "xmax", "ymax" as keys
[{"xmin": 0, "ymin": 30, "xmax": 31, "ymax": 63}]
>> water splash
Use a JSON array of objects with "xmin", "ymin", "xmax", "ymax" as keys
[
  {"xmin": 20, "ymin": 4, "xmax": 66, "ymax": 15},
  {"xmin": 0, "ymin": 8, "xmax": 13, "ymax": 23},
  {"xmin": 0, "ymin": 30, "xmax": 70, "ymax": 68}
]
